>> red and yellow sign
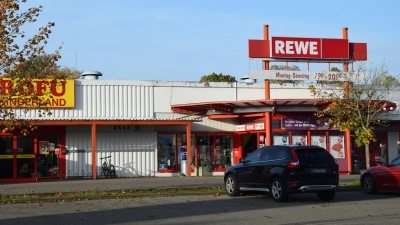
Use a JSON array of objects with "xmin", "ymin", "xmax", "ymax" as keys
[{"xmin": 0, "ymin": 79, "xmax": 75, "ymax": 108}]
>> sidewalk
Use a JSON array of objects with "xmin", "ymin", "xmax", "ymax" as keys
[{"xmin": 0, "ymin": 174, "xmax": 360, "ymax": 195}]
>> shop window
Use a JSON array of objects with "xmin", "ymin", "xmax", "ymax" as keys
[
  {"xmin": 292, "ymin": 132, "xmax": 307, "ymax": 146},
  {"xmin": 197, "ymin": 134, "xmax": 214, "ymax": 171},
  {"xmin": 329, "ymin": 134, "xmax": 345, "ymax": 159},
  {"xmin": 273, "ymin": 132, "xmax": 289, "ymax": 145},
  {"xmin": 38, "ymin": 135, "xmax": 60, "ymax": 177},
  {"xmin": 157, "ymin": 134, "xmax": 176, "ymax": 171},
  {"xmin": 17, "ymin": 136, "xmax": 35, "ymax": 178},
  {"xmin": 177, "ymin": 134, "xmax": 195, "ymax": 167},
  {"xmin": 311, "ymin": 132, "xmax": 327, "ymax": 149},
  {"xmin": 214, "ymin": 135, "xmax": 233, "ymax": 169},
  {"xmin": 0, "ymin": 137, "xmax": 13, "ymax": 179}
]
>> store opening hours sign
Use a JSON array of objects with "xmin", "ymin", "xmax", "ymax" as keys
[{"xmin": 248, "ymin": 70, "xmax": 364, "ymax": 81}]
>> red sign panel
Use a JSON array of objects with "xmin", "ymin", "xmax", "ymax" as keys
[
  {"xmin": 271, "ymin": 37, "xmax": 321, "ymax": 58},
  {"xmin": 321, "ymin": 38, "xmax": 349, "ymax": 59},
  {"xmin": 271, "ymin": 37, "xmax": 349, "ymax": 59}
]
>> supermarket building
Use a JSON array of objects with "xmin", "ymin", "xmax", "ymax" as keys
[{"xmin": 1, "ymin": 26, "xmax": 399, "ymax": 182}]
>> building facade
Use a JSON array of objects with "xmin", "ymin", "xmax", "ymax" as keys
[{"xmin": 0, "ymin": 78, "xmax": 399, "ymax": 182}]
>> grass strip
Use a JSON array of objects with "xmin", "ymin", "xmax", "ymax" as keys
[{"xmin": 1, "ymin": 180, "xmax": 362, "ymax": 204}]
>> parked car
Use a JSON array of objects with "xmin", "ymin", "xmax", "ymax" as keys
[
  {"xmin": 360, "ymin": 156, "xmax": 400, "ymax": 194},
  {"xmin": 224, "ymin": 145, "xmax": 339, "ymax": 202}
]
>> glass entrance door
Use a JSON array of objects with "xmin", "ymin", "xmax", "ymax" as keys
[
  {"xmin": 38, "ymin": 135, "xmax": 60, "ymax": 177},
  {"xmin": 16, "ymin": 136, "xmax": 35, "ymax": 178},
  {"xmin": 0, "ymin": 136, "xmax": 13, "ymax": 179}
]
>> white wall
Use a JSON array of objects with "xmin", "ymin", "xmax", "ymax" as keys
[{"xmin": 65, "ymin": 125, "xmax": 157, "ymax": 178}]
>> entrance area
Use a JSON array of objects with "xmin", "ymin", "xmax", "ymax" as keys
[
  {"xmin": 157, "ymin": 133, "xmax": 233, "ymax": 175},
  {"xmin": 0, "ymin": 131, "xmax": 63, "ymax": 181}
]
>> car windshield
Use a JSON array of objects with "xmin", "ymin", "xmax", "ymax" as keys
[
  {"xmin": 295, "ymin": 148, "xmax": 334, "ymax": 163},
  {"xmin": 390, "ymin": 156, "xmax": 400, "ymax": 166}
]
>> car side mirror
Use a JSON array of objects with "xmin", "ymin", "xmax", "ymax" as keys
[{"xmin": 239, "ymin": 158, "xmax": 245, "ymax": 164}]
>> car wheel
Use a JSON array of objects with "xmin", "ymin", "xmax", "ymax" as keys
[
  {"xmin": 271, "ymin": 177, "xmax": 288, "ymax": 202},
  {"xmin": 317, "ymin": 190, "xmax": 336, "ymax": 201},
  {"xmin": 225, "ymin": 174, "xmax": 240, "ymax": 196},
  {"xmin": 363, "ymin": 174, "xmax": 377, "ymax": 194}
]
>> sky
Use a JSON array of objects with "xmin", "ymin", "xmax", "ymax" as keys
[{"xmin": 18, "ymin": 0, "xmax": 400, "ymax": 81}]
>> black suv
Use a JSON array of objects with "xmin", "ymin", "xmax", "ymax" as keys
[{"xmin": 224, "ymin": 145, "xmax": 339, "ymax": 202}]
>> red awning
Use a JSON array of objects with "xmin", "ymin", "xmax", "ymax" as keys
[{"xmin": 171, "ymin": 99, "xmax": 398, "ymax": 116}]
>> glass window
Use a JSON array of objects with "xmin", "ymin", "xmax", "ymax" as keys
[
  {"xmin": 329, "ymin": 135, "xmax": 345, "ymax": 159},
  {"xmin": 157, "ymin": 134, "xmax": 176, "ymax": 170},
  {"xmin": 260, "ymin": 148, "xmax": 276, "ymax": 161},
  {"xmin": 197, "ymin": 134, "xmax": 214, "ymax": 168},
  {"xmin": 177, "ymin": 134, "xmax": 195, "ymax": 166},
  {"xmin": 17, "ymin": 136, "xmax": 35, "ymax": 178},
  {"xmin": 295, "ymin": 148, "xmax": 335, "ymax": 163},
  {"xmin": 275, "ymin": 149, "xmax": 292, "ymax": 160},
  {"xmin": 311, "ymin": 134, "xmax": 327, "ymax": 149},
  {"xmin": 0, "ymin": 136, "xmax": 13, "ymax": 179},
  {"xmin": 273, "ymin": 132, "xmax": 289, "ymax": 145},
  {"xmin": 245, "ymin": 149, "xmax": 263, "ymax": 162},
  {"xmin": 215, "ymin": 135, "xmax": 232, "ymax": 169},
  {"xmin": 292, "ymin": 132, "xmax": 307, "ymax": 146},
  {"xmin": 38, "ymin": 135, "xmax": 59, "ymax": 177}
]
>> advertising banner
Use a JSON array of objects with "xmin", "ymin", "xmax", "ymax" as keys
[
  {"xmin": 293, "ymin": 135, "xmax": 307, "ymax": 146},
  {"xmin": 282, "ymin": 118, "xmax": 336, "ymax": 130},
  {"xmin": 311, "ymin": 135, "xmax": 327, "ymax": 149},
  {"xmin": 273, "ymin": 135, "xmax": 289, "ymax": 145},
  {"xmin": 330, "ymin": 136, "xmax": 345, "ymax": 158}
]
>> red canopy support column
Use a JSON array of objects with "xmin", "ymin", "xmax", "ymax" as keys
[
  {"xmin": 263, "ymin": 24, "xmax": 272, "ymax": 146},
  {"xmin": 186, "ymin": 122, "xmax": 192, "ymax": 177},
  {"xmin": 343, "ymin": 27, "xmax": 352, "ymax": 174}
]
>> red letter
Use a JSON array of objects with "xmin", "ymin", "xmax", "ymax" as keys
[
  {"xmin": 35, "ymin": 80, "xmax": 49, "ymax": 96},
  {"xmin": 51, "ymin": 81, "xmax": 66, "ymax": 97}
]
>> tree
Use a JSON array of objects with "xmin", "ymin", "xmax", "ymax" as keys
[
  {"xmin": 0, "ymin": 0, "xmax": 62, "ymax": 135},
  {"xmin": 6, "ymin": 54, "xmax": 81, "ymax": 79},
  {"xmin": 200, "ymin": 72, "xmax": 237, "ymax": 82},
  {"xmin": 269, "ymin": 64, "xmax": 304, "ymax": 84},
  {"xmin": 309, "ymin": 61, "xmax": 400, "ymax": 169}
]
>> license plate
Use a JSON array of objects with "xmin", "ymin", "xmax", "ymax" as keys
[{"xmin": 311, "ymin": 168, "xmax": 326, "ymax": 173}]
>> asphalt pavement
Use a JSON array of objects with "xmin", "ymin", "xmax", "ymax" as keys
[{"xmin": 0, "ymin": 174, "xmax": 361, "ymax": 195}]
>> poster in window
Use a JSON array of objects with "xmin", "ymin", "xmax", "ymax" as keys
[
  {"xmin": 39, "ymin": 141, "xmax": 50, "ymax": 155},
  {"xmin": 330, "ymin": 136, "xmax": 345, "ymax": 158},
  {"xmin": 293, "ymin": 135, "xmax": 307, "ymax": 146},
  {"xmin": 311, "ymin": 135, "xmax": 327, "ymax": 149},
  {"xmin": 273, "ymin": 135, "xmax": 288, "ymax": 145}
]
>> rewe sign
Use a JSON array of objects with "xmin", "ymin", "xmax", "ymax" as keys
[
  {"xmin": 248, "ymin": 36, "xmax": 368, "ymax": 60},
  {"xmin": 271, "ymin": 37, "xmax": 348, "ymax": 59}
]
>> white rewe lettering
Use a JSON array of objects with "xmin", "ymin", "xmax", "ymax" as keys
[
  {"xmin": 275, "ymin": 41, "xmax": 285, "ymax": 54},
  {"xmin": 286, "ymin": 41, "xmax": 294, "ymax": 54},
  {"xmin": 309, "ymin": 42, "xmax": 318, "ymax": 55},
  {"xmin": 275, "ymin": 40, "xmax": 319, "ymax": 55},
  {"xmin": 295, "ymin": 41, "xmax": 309, "ymax": 54}
]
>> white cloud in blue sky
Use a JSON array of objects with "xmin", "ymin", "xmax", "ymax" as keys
[{"xmin": 19, "ymin": 0, "xmax": 400, "ymax": 81}]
